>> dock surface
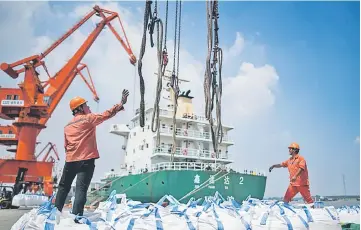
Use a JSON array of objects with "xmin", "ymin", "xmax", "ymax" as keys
[{"xmin": 0, "ymin": 208, "xmax": 31, "ymax": 230}]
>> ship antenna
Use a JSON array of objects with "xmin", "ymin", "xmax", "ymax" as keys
[{"xmin": 342, "ymin": 174, "xmax": 347, "ymax": 196}]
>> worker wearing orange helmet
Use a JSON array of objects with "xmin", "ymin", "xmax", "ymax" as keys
[
  {"xmin": 269, "ymin": 142, "xmax": 314, "ymax": 204},
  {"xmin": 55, "ymin": 89, "xmax": 129, "ymax": 223}
]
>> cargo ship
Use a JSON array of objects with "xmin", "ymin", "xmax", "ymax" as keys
[{"xmin": 87, "ymin": 71, "xmax": 267, "ymax": 205}]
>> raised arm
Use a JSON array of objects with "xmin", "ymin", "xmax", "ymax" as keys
[
  {"xmin": 87, "ymin": 103, "xmax": 124, "ymax": 126},
  {"xmin": 87, "ymin": 89, "xmax": 129, "ymax": 127}
]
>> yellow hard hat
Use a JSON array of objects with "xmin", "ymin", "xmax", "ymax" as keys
[
  {"xmin": 69, "ymin": 96, "xmax": 87, "ymax": 111},
  {"xmin": 288, "ymin": 142, "xmax": 300, "ymax": 150}
]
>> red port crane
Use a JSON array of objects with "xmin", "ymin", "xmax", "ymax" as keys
[{"xmin": 0, "ymin": 5, "xmax": 136, "ymax": 195}]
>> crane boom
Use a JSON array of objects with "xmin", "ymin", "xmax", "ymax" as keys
[
  {"xmin": 38, "ymin": 63, "xmax": 99, "ymax": 128},
  {"xmin": 0, "ymin": 5, "xmax": 136, "ymax": 79},
  {"xmin": 35, "ymin": 142, "xmax": 60, "ymax": 162}
]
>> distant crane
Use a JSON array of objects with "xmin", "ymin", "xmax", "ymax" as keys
[{"xmin": 342, "ymin": 174, "xmax": 347, "ymax": 196}]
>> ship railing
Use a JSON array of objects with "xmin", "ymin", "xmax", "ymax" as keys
[
  {"xmin": 159, "ymin": 109, "xmax": 217, "ymax": 124},
  {"xmin": 149, "ymin": 161, "xmax": 229, "ymax": 172},
  {"xmin": 146, "ymin": 163, "xmax": 267, "ymax": 176},
  {"xmin": 159, "ymin": 127, "xmax": 232, "ymax": 143},
  {"xmin": 153, "ymin": 147, "xmax": 228, "ymax": 159},
  {"xmin": 101, "ymin": 163, "xmax": 267, "ymax": 180}
]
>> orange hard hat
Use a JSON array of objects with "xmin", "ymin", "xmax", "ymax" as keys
[
  {"xmin": 69, "ymin": 96, "xmax": 87, "ymax": 111},
  {"xmin": 288, "ymin": 142, "xmax": 300, "ymax": 150}
]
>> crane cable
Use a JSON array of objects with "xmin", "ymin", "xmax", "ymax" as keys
[
  {"xmin": 151, "ymin": 0, "xmax": 169, "ymax": 148},
  {"xmin": 204, "ymin": 0, "xmax": 223, "ymax": 157},
  {"xmin": 170, "ymin": 0, "xmax": 182, "ymax": 163}
]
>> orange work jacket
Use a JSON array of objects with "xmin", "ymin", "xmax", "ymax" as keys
[
  {"xmin": 64, "ymin": 104, "xmax": 123, "ymax": 162},
  {"xmin": 281, "ymin": 154, "xmax": 310, "ymax": 186}
]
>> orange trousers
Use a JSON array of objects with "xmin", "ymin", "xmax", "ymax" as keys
[{"xmin": 283, "ymin": 184, "xmax": 314, "ymax": 203}]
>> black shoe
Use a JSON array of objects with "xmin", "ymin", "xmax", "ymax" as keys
[{"xmin": 74, "ymin": 218, "xmax": 81, "ymax": 224}]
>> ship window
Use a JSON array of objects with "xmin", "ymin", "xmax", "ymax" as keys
[
  {"xmin": 133, "ymin": 149, "xmax": 135, "ymax": 153},
  {"xmin": 13, "ymin": 95, "xmax": 19, "ymax": 100},
  {"xmin": 147, "ymin": 125, "xmax": 150, "ymax": 130},
  {"xmin": 146, "ymin": 143, "xmax": 149, "ymax": 148},
  {"xmin": 9, "ymin": 130, "xmax": 13, "ymax": 134},
  {"xmin": 139, "ymin": 145, "xmax": 144, "ymax": 150},
  {"xmin": 133, "ymin": 132, "xmax": 136, "ymax": 136},
  {"xmin": 0, "ymin": 131, "xmax": 2, "ymax": 134},
  {"xmin": 142, "ymin": 128, "xmax": 144, "ymax": 132},
  {"xmin": 6, "ymin": 95, "xmax": 12, "ymax": 100},
  {"xmin": 162, "ymin": 124, "xmax": 165, "ymax": 128}
]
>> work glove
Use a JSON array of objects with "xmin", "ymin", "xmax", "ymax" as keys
[{"xmin": 121, "ymin": 89, "xmax": 129, "ymax": 105}]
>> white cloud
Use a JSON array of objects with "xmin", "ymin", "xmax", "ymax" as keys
[
  {"xmin": 222, "ymin": 62, "xmax": 279, "ymax": 121},
  {"xmin": 225, "ymin": 32, "xmax": 245, "ymax": 59},
  {"xmin": 0, "ymin": 2, "xmax": 280, "ymax": 182}
]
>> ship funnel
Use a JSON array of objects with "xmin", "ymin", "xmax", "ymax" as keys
[{"xmin": 176, "ymin": 90, "xmax": 194, "ymax": 118}]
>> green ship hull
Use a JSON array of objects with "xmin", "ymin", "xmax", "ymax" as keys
[{"xmin": 90, "ymin": 170, "xmax": 267, "ymax": 204}]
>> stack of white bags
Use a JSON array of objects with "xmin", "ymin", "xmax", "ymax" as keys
[
  {"xmin": 337, "ymin": 205, "xmax": 360, "ymax": 225},
  {"xmin": 11, "ymin": 191, "xmax": 360, "ymax": 230},
  {"xmin": 12, "ymin": 193, "xmax": 50, "ymax": 207}
]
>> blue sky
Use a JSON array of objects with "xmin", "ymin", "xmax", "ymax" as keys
[{"xmin": 0, "ymin": 1, "xmax": 359, "ymax": 197}]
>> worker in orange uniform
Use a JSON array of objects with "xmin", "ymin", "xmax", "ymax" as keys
[
  {"xmin": 269, "ymin": 142, "xmax": 314, "ymax": 204},
  {"xmin": 55, "ymin": 89, "xmax": 129, "ymax": 223}
]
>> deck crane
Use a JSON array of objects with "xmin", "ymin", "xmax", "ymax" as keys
[{"xmin": 0, "ymin": 5, "xmax": 136, "ymax": 195}]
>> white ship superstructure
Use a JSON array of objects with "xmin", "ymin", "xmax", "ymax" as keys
[{"xmin": 107, "ymin": 71, "xmax": 235, "ymax": 178}]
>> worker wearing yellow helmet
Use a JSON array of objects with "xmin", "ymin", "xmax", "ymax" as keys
[
  {"xmin": 269, "ymin": 142, "xmax": 314, "ymax": 204},
  {"xmin": 54, "ymin": 89, "xmax": 129, "ymax": 224}
]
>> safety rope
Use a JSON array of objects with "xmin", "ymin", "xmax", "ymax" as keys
[
  {"xmin": 204, "ymin": 0, "xmax": 223, "ymax": 158},
  {"xmin": 118, "ymin": 172, "xmax": 156, "ymax": 194},
  {"xmin": 170, "ymin": 0, "xmax": 182, "ymax": 163},
  {"xmin": 179, "ymin": 170, "xmax": 230, "ymax": 202},
  {"xmin": 86, "ymin": 171, "xmax": 157, "ymax": 206},
  {"xmin": 151, "ymin": 0, "xmax": 169, "ymax": 148},
  {"xmin": 179, "ymin": 170, "xmax": 223, "ymax": 201}
]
